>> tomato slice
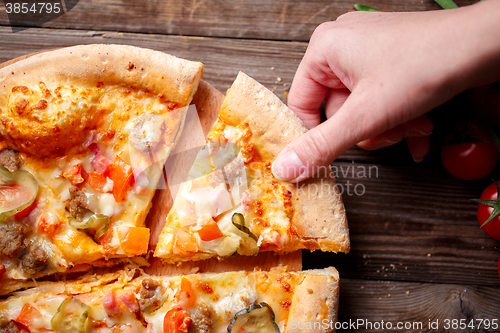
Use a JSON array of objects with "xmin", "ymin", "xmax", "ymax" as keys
[
  {"xmin": 63, "ymin": 164, "xmax": 87, "ymax": 185},
  {"xmin": 107, "ymin": 156, "xmax": 133, "ymax": 202},
  {"xmin": 15, "ymin": 304, "xmax": 44, "ymax": 331},
  {"xmin": 87, "ymin": 171, "xmax": 108, "ymax": 193},
  {"xmin": 99, "ymin": 225, "xmax": 115, "ymax": 252},
  {"xmin": 197, "ymin": 220, "xmax": 223, "ymax": 242},
  {"xmin": 14, "ymin": 200, "xmax": 36, "ymax": 218},
  {"xmin": 163, "ymin": 307, "xmax": 192, "ymax": 333}
]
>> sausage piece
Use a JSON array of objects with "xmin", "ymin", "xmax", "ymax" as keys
[
  {"xmin": 21, "ymin": 238, "xmax": 49, "ymax": 276},
  {"xmin": 0, "ymin": 225, "xmax": 24, "ymax": 257},
  {"xmin": 0, "ymin": 149, "xmax": 20, "ymax": 173},
  {"xmin": 65, "ymin": 186, "xmax": 91, "ymax": 220},
  {"xmin": 188, "ymin": 303, "xmax": 213, "ymax": 333},
  {"xmin": 138, "ymin": 278, "xmax": 163, "ymax": 312},
  {"xmin": 0, "ymin": 321, "xmax": 30, "ymax": 333}
]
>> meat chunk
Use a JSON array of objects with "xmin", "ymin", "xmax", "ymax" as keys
[
  {"xmin": 0, "ymin": 149, "xmax": 20, "ymax": 173},
  {"xmin": 129, "ymin": 114, "xmax": 165, "ymax": 152},
  {"xmin": 0, "ymin": 225, "xmax": 24, "ymax": 257},
  {"xmin": 0, "ymin": 321, "xmax": 29, "ymax": 333},
  {"xmin": 21, "ymin": 238, "xmax": 49, "ymax": 276},
  {"xmin": 65, "ymin": 186, "xmax": 91, "ymax": 220},
  {"xmin": 138, "ymin": 278, "xmax": 163, "ymax": 312},
  {"xmin": 188, "ymin": 303, "xmax": 212, "ymax": 333}
]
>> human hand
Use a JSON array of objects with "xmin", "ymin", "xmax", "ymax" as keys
[{"xmin": 272, "ymin": 0, "xmax": 500, "ymax": 183}]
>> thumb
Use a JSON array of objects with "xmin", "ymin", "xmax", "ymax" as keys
[{"xmin": 272, "ymin": 84, "xmax": 383, "ymax": 183}]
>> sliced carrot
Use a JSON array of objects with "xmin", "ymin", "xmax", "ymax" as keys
[
  {"xmin": 118, "ymin": 227, "xmax": 150, "ymax": 256},
  {"xmin": 197, "ymin": 221, "xmax": 223, "ymax": 242}
]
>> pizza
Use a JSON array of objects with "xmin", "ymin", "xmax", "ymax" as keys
[
  {"xmin": 0, "ymin": 267, "xmax": 339, "ymax": 333},
  {"xmin": 155, "ymin": 72, "xmax": 350, "ymax": 263},
  {"xmin": 0, "ymin": 45, "xmax": 203, "ymax": 295}
]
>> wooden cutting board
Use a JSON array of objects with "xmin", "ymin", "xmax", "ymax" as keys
[{"xmin": 0, "ymin": 51, "xmax": 302, "ymax": 276}]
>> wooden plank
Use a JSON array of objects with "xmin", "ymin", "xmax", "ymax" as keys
[
  {"xmin": 0, "ymin": 0, "xmax": 478, "ymax": 41},
  {"xmin": 0, "ymin": 26, "xmax": 304, "ymax": 105},
  {"xmin": 338, "ymin": 279, "xmax": 500, "ymax": 332},
  {"xmin": 304, "ymin": 161, "xmax": 500, "ymax": 287}
]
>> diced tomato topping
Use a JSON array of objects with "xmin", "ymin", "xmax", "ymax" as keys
[
  {"xmin": 36, "ymin": 214, "xmax": 61, "ymax": 238},
  {"xmin": 15, "ymin": 200, "xmax": 36, "ymax": 218},
  {"xmin": 197, "ymin": 221, "xmax": 223, "ymax": 242},
  {"xmin": 63, "ymin": 163, "xmax": 87, "ymax": 185},
  {"xmin": 117, "ymin": 291, "xmax": 139, "ymax": 313},
  {"xmin": 173, "ymin": 228, "xmax": 199, "ymax": 254},
  {"xmin": 15, "ymin": 304, "xmax": 44, "ymax": 331},
  {"xmin": 92, "ymin": 153, "xmax": 110, "ymax": 174},
  {"xmin": 103, "ymin": 290, "xmax": 121, "ymax": 317},
  {"xmin": 87, "ymin": 171, "xmax": 108, "ymax": 193},
  {"xmin": 118, "ymin": 227, "xmax": 150, "ymax": 256},
  {"xmin": 175, "ymin": 277, "xmax": 197, "ymax": 308},
  {"xmin": 107, "ymin": 156, "xmax": 133, "ymax": 202},
  {"xmin": 163, "ymin": 307, "xmax": 192, "ymax": 333},
  {"xmin": 99, "ymin": 226, "xmax": 115, "ymax": 252}
]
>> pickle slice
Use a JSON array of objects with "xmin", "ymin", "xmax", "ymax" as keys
[
  {"xmin": 69, "ymin": 213, "xmax": 110, "ymax": 243},
  {"xmin": 0, "ymin": 166, "xmax": 38, "ymax": 222},
  {"xmin": 51, "ymin": 296, "xmax": 90, "ymax": 333},
  {"xmin": 231, "ymin": 213, "xmax": 259, "ymax": 256},
  {"xmin": 228, "ymin": 302, "xmax": 280, "ymax": 333}
]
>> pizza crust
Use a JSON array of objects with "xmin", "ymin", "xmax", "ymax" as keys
[
  {"xmin": 0, "ymin": 44, "xmax": 203, "ymax": 156},
  {"xmin": 287, "ymin": 267, "xmax": 339, "ymax": 333},
  {"xmin": 220, "ymin": 72, "xmax": 350, "ymax": 253}
]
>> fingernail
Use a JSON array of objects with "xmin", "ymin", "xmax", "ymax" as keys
[
  {"xmin": 413, "ymin": 155, "xmax": 424, "ymax": 163},
  {"xmin": 272, "ymin": 149, "xmax": 305, "ymax": 182}
]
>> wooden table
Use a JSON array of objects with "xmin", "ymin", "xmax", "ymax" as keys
[{"xmin": 1, "ymin": 0, "xmax": 499, "ymax": 332}]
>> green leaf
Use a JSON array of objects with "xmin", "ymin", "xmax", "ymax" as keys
[
  {"xmin": 354, "ymin": 4, "xmax": 381, "ymax": 12},
  {"xmin": 472, "ymin": 198, "xmax": 499, "ymax": 206},
  {"xmin": 434, "ymin": 0, "xmax": 459, "ymax": 9},
  {"xmin": 481, "ymin": 207, "xmax": 500, "ymax": 227},
  {"xmin": 472, "ymin": 180, "xmax": 500, "ymax": 228}
]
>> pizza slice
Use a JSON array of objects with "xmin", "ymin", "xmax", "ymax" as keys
[
  {"xmin": 155, "ymin": 72, "xmax": 349, "ymax": 263},
  {"xmin": 0, "ymin": 267, "xmax": 339, "ymax": 333},
  {"xmin": 0, "ymin": 45, "xmax": 203, "ymax": 295}
]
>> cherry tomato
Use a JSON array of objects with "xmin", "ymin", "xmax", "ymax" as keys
[
  {"xmin": 441, "ymin": 123, "xmax": 499, "ymax": 180},
  {"xmin": 476, "ymin": 181, "xmax": 500, "ymax": 240}
]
